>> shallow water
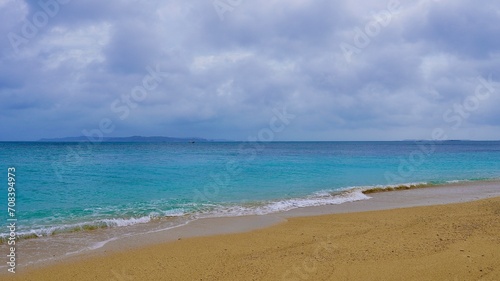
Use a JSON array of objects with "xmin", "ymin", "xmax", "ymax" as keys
[{"xmin": 1, "ymin": 141, "xmax": 500, "ymax": 244}]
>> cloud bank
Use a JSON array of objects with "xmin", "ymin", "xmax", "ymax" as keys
[{"xmin": 1, "ymin": 0, "xmax": 499, "ymax": 141}]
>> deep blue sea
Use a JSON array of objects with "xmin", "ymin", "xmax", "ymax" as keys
[{"xmin": 1, "ymin": 141, "xmax": 500, "ymax": 242}]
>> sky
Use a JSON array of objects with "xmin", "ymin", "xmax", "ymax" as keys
[{"xmin": 0, "ymin": 0, "xmax": 499, "ymax": 141}]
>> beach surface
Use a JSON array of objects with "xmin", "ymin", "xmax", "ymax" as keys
[{"xmin": 5, "ymin": 182, "xmax": 500, "ymax": 281}]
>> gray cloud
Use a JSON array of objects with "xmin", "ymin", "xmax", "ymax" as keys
[{"xmin": 1, "ymin": 0, "xmax": 499, "ymax": 141}]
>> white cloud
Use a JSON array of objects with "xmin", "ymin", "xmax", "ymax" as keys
[{"xmin": 38, "ymin": 23, "xmax": 111, "ymax": 70}]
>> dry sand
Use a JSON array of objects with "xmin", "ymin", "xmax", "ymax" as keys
[{"xmin": 7, "ymin": 196, "xmax": 500, "ymax": 281}]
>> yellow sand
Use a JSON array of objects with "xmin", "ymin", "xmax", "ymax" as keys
[{"xmin": 8, "ymin": 197, "xmax": 500, "ymax": 281}]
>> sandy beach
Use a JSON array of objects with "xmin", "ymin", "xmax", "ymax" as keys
[{"xmin": 6, "ymin": 184, "xmax": 500, "ymax": 281}]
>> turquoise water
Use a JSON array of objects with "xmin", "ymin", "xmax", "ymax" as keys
[{"xmin": 1, "ymin": 141, "xmax": 500, "ymax": 241}]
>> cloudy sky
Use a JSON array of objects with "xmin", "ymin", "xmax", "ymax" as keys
[{"xmin": 1, "ymin": 0, "xmax": 499, "ymax": 141}]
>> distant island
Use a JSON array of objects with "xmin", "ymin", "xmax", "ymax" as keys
[{"xmin": 38, "ymin": 136, "xmax": 218, "ymax": 143}]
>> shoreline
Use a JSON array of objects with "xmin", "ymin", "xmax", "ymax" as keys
[
  {"xmin": 2, "ymin": 180, "xmax": 499, "ymax": 279},
  {"xmin": 8, "ymin": 197, "xmax": 500, "ymax": 280},
  {"xmin": 6, "ymin": 179, "xmax": 498, "ymax": 244},
  {"xmin": 4, "ymin": 179, "xmax": 499, "ymax": 244}
]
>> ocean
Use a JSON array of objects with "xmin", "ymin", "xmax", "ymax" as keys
[{"xmin": 1, "ymin": 141, "xmax": 500, "ymax": 262}]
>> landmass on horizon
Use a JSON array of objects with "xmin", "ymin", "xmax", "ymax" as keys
[{"xmin": 38, "ymin": 136, "xmax": 225, "ymax": 142}]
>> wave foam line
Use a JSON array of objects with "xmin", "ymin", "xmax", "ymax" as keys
[
  {"xmin": 199, "ymin": 189, "xmax": 371, "ymax": 218},
  {"xmin": 0, "ymin": 211, "xmax": 187, "ymax": 244}
]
